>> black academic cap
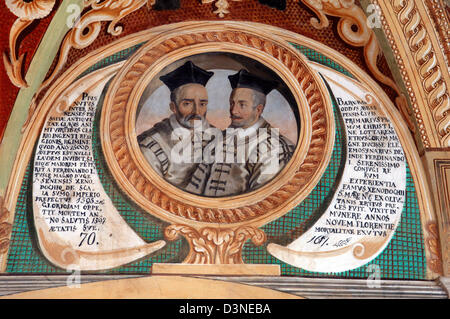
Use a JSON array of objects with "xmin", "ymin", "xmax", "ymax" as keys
[
  {"xmin": 159, "ymin": 61, "xmax": 214, "ymax": 91},
  {"xmin": 228, "ymin": 69, "xmax": 278, "ymax": 95}
]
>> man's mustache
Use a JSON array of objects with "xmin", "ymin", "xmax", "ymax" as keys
[
  {"xmin": 185, "ymin": 114, "xmax": 203, "ymax": 121},
  {"xmin": 231, "ymin": 115, "xmax": 243, "ymax": 120}
]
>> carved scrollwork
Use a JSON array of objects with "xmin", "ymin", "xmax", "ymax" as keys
[
  {"xmin": 3, "ymin": 0, "xmax": 56, "ymax": 88},
  {"xmin": 103, "ymin": 30, "xmax": 331, "ymax": 225},
  {"xmin": 165, "ymin": 224, "xmax": 266, "ymax": 264},
  {"xmin": 300, "ymin": 0, "xmax": 415, "ymax": 132},
  {"xmin": 22, "ymin": 0, "xmax": 155, "ymax": 132},
  {"xmin": 390, "ymin": 0, "xmax": 450, "ymax": 146},
  {"xmin": 201, "ymin": 0, "xmax": 243, "ymax": 18},
  {"xmin": 302, "ymin": 0, "xmax": 355, "ymax": 29}
]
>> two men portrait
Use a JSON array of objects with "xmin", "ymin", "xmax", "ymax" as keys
[{"xmin": 137, "ymin": 61, "xmax": 296, "ymax": 197}]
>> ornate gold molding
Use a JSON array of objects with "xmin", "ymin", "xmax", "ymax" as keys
[
  {"xmin": 165, "ymin": 224, "xmax": 265, "ymax": 264},
  {"xmin": 300, "ymin": 0, "xmax": 414, "ymax": 131},
  {"xmin": 374, "ymin": 0, "xmax": 450, "ymax": 274},
  {"xmin": 433, "ymin": 158, "xmax": 450, "ymax": 275},
  {"xmin": 424, "ymin": 0, "xmax": 450, "ymax": 63},
  {"xmin": 268, "ymin": 25, "xmax": 441, "ymax": 278},
  {"xmin": 3, "ymin": 0, "xmax": 56, "ymax": 88},
  {"xmin": 375, "ymin": 0, "xmax": 450, "ymax": 148},
  {"xmin": 21, "ymin": 0, "xmax": 155, "ymax": 133},
  {"xmin": 201, "ymin": 0, "xmax": 243, "ymax": 17}
]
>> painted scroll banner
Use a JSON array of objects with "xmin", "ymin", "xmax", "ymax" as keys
[
  {"xmin": 32, "ymin": 63, "xmax": 165, "ymax": 271},
  {"xmin": 268, "ymin": 64, "xmax": 406, "ymax": 272}
]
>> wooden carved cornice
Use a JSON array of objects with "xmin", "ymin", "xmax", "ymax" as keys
[
  {"xmin": 426, "ymin": 222, "xmax": 444, "ymax": 275},
  {"xmin": 299, "ymin": 0, "xmax": 414, "ymax": 132},
  {"xmin": 165, "ymin": 225, "xmax": 266, "ymax": 264},
  {"xmin": 101, "ymin": 28, "xmax": 332, "ymax": 226}
]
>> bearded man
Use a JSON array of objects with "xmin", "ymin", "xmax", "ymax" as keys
[
  {"xmin": 200, "ymin": 69, "xmax": 295, "ymax": 197},
  {"xmin": 137, "ymin": 61, "xmax": 215, "ymax": 192}
]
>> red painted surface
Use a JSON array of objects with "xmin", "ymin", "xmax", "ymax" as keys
[
  {"xmin": 0, "ymin": 1, "xmax": 60, "ymax": 143},
  {"xmin": 0, "ymin": 4, "xmax": 20, "ymax": 143}
]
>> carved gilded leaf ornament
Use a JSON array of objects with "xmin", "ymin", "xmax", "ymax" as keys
[{"xmin": 20, "ymin": 0, "xmax": 156, "ymax": 132}]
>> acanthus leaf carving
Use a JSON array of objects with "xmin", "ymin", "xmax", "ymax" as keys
[
  {"xmin": 2, "ymin": 18, "xmax": 32, "ymax": 88},
  {"xmin": 165, "ymin": 224, "xmax": 266, "ymax": 264},
  {"xmin": 426, "ymin": 222, "xmax": 443, "ymax": 275},
  {"xmin": 302, "ymin": 0, "xmax": 355, "ymax": 29}
]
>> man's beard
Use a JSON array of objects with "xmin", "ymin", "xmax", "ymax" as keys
[{"xmin": 178, "ymin": 114, "xmax": 207, "ymax": 129}]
